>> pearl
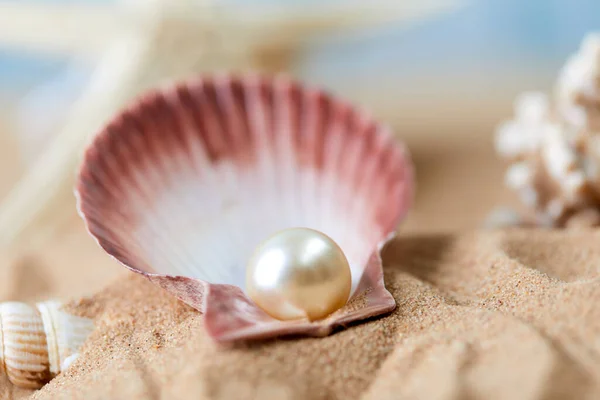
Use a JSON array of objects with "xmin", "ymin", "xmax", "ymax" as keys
[{"xmin": 246, "ymin": 227, "xmax": 351, "ymax": 321}]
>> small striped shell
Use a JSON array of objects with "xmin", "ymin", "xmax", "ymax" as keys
[{"xmin": 0, "ymin": 301, "xmax": 94, "ymax": 389}]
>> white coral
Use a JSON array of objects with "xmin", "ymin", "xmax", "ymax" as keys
[
  {"xmin": 495, "ymin": 92, "xmax": 554, "ymax": 158},
  {"xmin": 556, "ymin": 32, "xmax": 600, "ymax": 130},
  {"xmin": 495, "ymin": 32, "xmax": 600, "ymax": 226}
]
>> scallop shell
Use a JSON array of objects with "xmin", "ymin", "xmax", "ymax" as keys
[
  {"xmin": 0, "ymin": 301, "xmax": 94, "ymax": 389},
  {"xmin": 76, "ymin": 73, "xmax": 414, "ymax": 342}
]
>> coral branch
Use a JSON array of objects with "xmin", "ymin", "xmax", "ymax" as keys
[{"xmin": 494, "ymin": 33, "xmax": 600, "ymax": 228}]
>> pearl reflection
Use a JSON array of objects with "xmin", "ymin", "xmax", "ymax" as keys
[
  {"xmin": 302, "ymin": 237, "xmax": 328, "ymax": 266},
  {"xmin": 253, "ymin": 248, "xmax": 286, "ymax": 289}
]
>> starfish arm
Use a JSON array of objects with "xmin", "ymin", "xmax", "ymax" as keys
[
  {"xmin": 218, "ymin": 0, "xmax": 464, "ymax": 45},
  {"xmin": 0, "ymin": 0, "xmax": 462, "ymax": 57},
  {"xmin": 0, "ymin": 3, "xmax": 129, "ymax": 58}
]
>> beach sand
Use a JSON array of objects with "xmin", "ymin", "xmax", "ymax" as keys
[
  {"xmin": 18, "ymin": 229, "xmax": 600, "ymax": 400},
  {"xmin": 1, "ymin": 111, "xmax": 598, "ymax": 399}
]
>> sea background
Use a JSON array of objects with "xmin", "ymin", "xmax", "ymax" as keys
[{"xmin": 0, "ymin": 0, "xmax": 598, "ymax": 186}]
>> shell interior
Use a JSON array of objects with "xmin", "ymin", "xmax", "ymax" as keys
[{"xmin": 78, "ymin": 75, "xmax": 410, "ymax": 296}]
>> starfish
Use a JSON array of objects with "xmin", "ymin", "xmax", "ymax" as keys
[{"xmin": 0, "ymin": 0, "xmax": 462, "ymax": 252}]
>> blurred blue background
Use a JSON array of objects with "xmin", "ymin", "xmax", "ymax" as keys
[
  {"xmin": 0, "ymin": 0, "xmax": 597, "ymax": 232},
  {"xmin": 0, "ymin": 0, "xmax": 599, "ymax": 164},
  {"xmin": 1, "ymin": 0, "xmax": 599, "ymax": 95}
]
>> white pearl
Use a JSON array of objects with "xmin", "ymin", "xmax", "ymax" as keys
[{"xmin": 246, "ymin": 228, "xmax": 351, "ymax": 321}]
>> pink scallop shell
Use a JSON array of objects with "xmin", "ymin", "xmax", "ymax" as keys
[{"xmin": 75, "ymin": 73, "xmax": 414, "ymax": 342}]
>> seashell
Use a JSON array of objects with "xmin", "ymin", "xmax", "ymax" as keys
[
  {"xmin": 75, "ymin": 73, "xmax": 414, "ymax": 342},
  {"xmin": 0, "ymin": 301, "xmax": 94, "ymax": 389}
]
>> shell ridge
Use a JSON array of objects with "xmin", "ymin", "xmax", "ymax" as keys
[
  {"xmin": 215, "ymin": 77, "xmax": 252, "ymax": 279},
  {"xmin": 303, "ymin": 91, "xmax": 327, "ymax": 231},
  {"xmin": 103, "ymin": 119, "xmax": 146, "ymax": 201},
  {"xmin": 252, "ymin": 78, "xmax": 280, "ymax": 246},
  {"xmin": 114, "ymin": 113, "xmax": 162, "ymax": 210},
  {"xmin": 339, "ymin": 111, "xmax": 365, "ymax": 254},
  {"xmin": 185, "ymin": 81, "xmax": 219, "ymax": 164},
  {"xmin": 188, "ymin": 82, "xmax": 243, "ymax": 283},
  {"xmin": 115, "ymin": 108, "xmax": 193, "ymax": 275},
  {"xmin": 79, "ymin": 153, "xmax": 120, "ymax": 205},
  {"xmin": 390, "ymin": 140, "xmax": 415, "ymax": 230},
  {"xmin": 205, "ymin": 80, "xmax": 247, "ymax": 281},
  {"xmin": 172, "ymin": 85, "xmax": 230, "ymax": 281},
  {"xmin": 288, "ymin": 81, "xmax": 305, "ymax": 227},
  {"xmin": 196, "ymin": 80, "xmax": 228, "ymax": 161},
  {"xmin": 139, "ymin": 96, "xmax": 180, "ymax": 193},
  {"xmin": 105, "ymin": 122, "xmax": 155, "ymax": 212},
  {"xmin": 273, "ymin": 79, "xmax": 296, "ymax": 229},
  {"xmin": 348, "ymin": 120, "xmax": 376, "ymax": 223},
  {"xmin": 319, "ymin": 105, "xmax": 340, "ymax": 246},
  {"xmin": 255, "ymin": 80, "xmax": 282, "ymax": 237},
  {"xmin": 171, "ymin": 84, "xmax": 204, "ymax": 170},
  {"xmin": 84, "ymin": 135, "xmax": 125, "ymax": 202},
  {"xmin": 127, "ymin": 110, "xmax": 201, "ymax": 281},
  {"xmin": 383, "ymin": 145, "xmax": 413, "ymax": 234},
  {"xmin": 298, "ymin": 91, "xmax": 316, "ymax": 230},
  {"xmin": 86, "ymin": 217, "xmax": 152, "ymax": 272},
  {"xmin": 324, "ymin": 104, "xmax": 356, "ymax": 284},
  {"xmin": 173, "ymin": 85, "xmax": 208, "ymax": 183},
  {"xmin": 141, "ymin": 97, "xmax": 203, "ymax": 278},
  {"xmin": 161, "ymin": 90, "xmax": 195, "ymax": 168},
  {"xmin": 354, "ymin": 126, "xmax": 380, "ymax": 241},
  {"xmin": 230, "ymin": 78, "xmax": 254, "ymax": 159},
  {"xmin": 369, "ymin": 134, "xmax": 397, "ymax": 235},
  {"xmin": 241, "ymin": 78, "xmax": 276, "ymax": 261},
  {"xmin": 214, "ymin": 75, "xmax": 245, "ymax": 159},
  {"xmin": 192, "ymin": 84, "xmax": 244, "ymax": 281}
]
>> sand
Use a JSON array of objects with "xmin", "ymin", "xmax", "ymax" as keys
[{"xmin": 0, "ymin": 229, "xmax": 590, "ymax": 399}]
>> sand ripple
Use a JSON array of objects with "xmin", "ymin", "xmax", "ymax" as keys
[{"xmin": 16, "ymin": 230, "xmax": 600, "ymax": 400}]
